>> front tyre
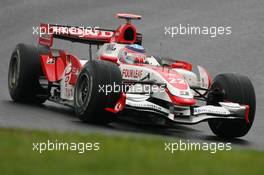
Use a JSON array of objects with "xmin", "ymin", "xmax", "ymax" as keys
[
  {"xmin": 207, "ymin": 73, "xmax": 256, "ymax": 138},
  {"xmin": 74, "ymin": 60, "xmax": 122, "ymax": 124}
]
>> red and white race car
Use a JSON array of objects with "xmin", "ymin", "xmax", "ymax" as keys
[{"xmin": 8, "ymin": 13, "xmax": 255, "ymax": 138}]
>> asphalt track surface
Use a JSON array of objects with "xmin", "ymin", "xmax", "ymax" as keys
[{"xmin": 0, "ymin": 0, "xmax": 263, "ymax": 149}]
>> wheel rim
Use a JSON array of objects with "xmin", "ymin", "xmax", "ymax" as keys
[
  {"xmin": 76, "ymin": 74, "xmax": 92, "ymax": 107},
  {"xmin": 8, "ymin": 55, "xmax": 19, "ymax": 89}
]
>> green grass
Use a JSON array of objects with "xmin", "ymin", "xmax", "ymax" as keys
[{"xmin": 0, "ymin": 128, "xmax": 263, "ymax": 175}]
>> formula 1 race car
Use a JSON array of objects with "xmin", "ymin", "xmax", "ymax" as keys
[{"xmin": 8, "ymin": 13, "xmax": 256, "ymax": 138}]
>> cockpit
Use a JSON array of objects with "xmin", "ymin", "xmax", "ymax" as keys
[{"xmin": 118, "ymin": 44, "xmax": 146, "ymax": 64}]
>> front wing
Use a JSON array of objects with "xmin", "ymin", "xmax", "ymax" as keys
[{"xmin": 125, "ymin": 95, "xmax": 249, "ymax": 124}]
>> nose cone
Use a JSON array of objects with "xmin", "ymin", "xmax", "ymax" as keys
[{"xmin": 166, "ymin": 88, "xmax": 196, "ymax": 106}]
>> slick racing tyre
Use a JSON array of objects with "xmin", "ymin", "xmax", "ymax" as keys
[
  {"xmin": 8, "ymin": 43, "xmax": 50, "ymax": 104},
  {"xmin": 74, "ymin": 60, "xmax": 122, "ymax": 124},
  {"xmin": 207, "ymin": 73, "xmax": 256, "ymax": 138}
]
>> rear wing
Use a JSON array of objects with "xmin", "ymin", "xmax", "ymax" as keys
[{"xmin": 38, "ymin": 23, "xmax": 142, "ymax": 47}]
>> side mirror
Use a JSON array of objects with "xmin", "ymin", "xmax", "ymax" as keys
[
  {"xmin": 171, "ymin": 60, "xmax": 192, "ymax": 71},
  {"xmin": 99, "ymin": 54, "xmax": 118, "ymax": 63}
]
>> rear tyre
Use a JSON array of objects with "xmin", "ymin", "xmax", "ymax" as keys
[
  {"xmin": 207, "ymin": 73, "xmax": 256, "ymax": 138},
  {"xmin": 74, "ymin": 60, "xmax": 122, "ymax": 124},
  {"xmin": 8, "ymin": 43, "xmax": 50, "ymax": 104}
]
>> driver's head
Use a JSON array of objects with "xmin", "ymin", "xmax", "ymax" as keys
[{"xmin": 119, "ymin": 44, "xmax": 146, "ymax": 64}]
